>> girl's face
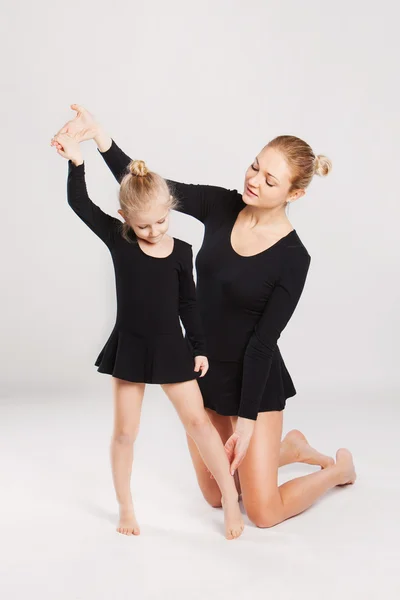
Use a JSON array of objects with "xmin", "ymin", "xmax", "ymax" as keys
[
  {"xmin": 119, "ymin": 202, "xmax": 170, "ymax": 244},
  {"xmin": 243, "ymin": 146, "xmax": 304, "ymax": 209}
]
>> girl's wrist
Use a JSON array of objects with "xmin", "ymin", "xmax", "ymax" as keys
[{"xmin": 72, "ymin": 156, "xmax": 84, "ymax": 167}]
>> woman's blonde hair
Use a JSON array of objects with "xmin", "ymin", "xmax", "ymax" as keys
[
  {"xmin": 119, "ymin": 160, "xmax": 179, "ymax": 242},
  {"xmin": 267, "ymin": 135, "xmax": 332, "ymax": 193}
]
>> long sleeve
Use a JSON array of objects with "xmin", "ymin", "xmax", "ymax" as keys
[
  {"xmin": 238, "ymin": 246, "xmax": 311, "ymax": 421},
  {"xmin": 178, "ymin": 245, "xmax": 207, "ymax": 357},
  {"xmin": 98, "ymin": 139, "xmax": 240, "ymax": 224},
  {"xmin": 67, "ymin": 161, "xmax": 120, "ymax": 247}
]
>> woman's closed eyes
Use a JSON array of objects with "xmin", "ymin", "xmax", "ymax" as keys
[{"xmin": 251, "ymin": 163, "xmax": 274, "ymax": 187}]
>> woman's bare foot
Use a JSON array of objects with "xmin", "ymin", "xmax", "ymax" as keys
[
  {"xmin": 117, "ymin": 504, "xmax": 141, "ymax": 536},
  {"xmin": 335, "ymin": 448, "xmax": 357, "ymax": 486},
  {"xmin": 221, "ymin": 495, "xmax": 244, "ymax": 540},
  {"xmin": 281, "ymin": 429, "xmax": 335, "ymax": 469}
]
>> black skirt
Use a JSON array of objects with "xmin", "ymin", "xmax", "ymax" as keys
[
  {"xmin": 198, "ymin": 346, "xmax": 296, "ymax": 416},
  {"xmin": 95, "ymin": 327, "xmax": 201, "ymax": 384}
]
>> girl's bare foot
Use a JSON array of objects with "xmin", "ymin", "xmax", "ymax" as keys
[
  {"xmin": 221, "ymin": 495, "xmax": 244, "ymax": 540},
  {"xmin": 281, "ymin": 429, "xmax": 335, "ymax": 469},
  {"xmin": 117, "ymin": 505, "xmax": 141, "ymax": 536},
  {"xmin": 335, "ymin": 448, "xmax": 357, "ymax": 486}
]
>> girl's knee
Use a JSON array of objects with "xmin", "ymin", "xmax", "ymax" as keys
[
  {"xmin": 185, "ymin": 415, "xmax": 212, "ymax": 438},
  {"xmin": 112, "ymin": 430, "xmax": 138, "ymax": 445}
]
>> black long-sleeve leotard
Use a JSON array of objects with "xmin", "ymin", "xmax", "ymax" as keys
[
  {"xmin": 98, "ymin": 141, "xmax": 311, "ymax": 419},
  {"xmin": 66, "ymin": 160, "xmax": 206, "ymax": 384}
]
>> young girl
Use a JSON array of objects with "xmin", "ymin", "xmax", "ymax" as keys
[{"xmin": 54, "ymin": 131, "xmax": 244, "ymax": 540}]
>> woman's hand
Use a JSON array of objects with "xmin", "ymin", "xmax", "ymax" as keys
[
  {"xmin": 50, "ymin": 104, "xmax": 101, "ymax": 150},
  {"xmin": 224, "ymin": 417, "xmax": 255, "ymax": 476},
  {"xmin": 194, "ymin": 355, "xmax": 209, "ymax": 377},
  {"xmin": 53, "ymin": 132, "xmax": 83, "ymax": 165}
]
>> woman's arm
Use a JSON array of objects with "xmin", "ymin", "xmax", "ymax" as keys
[
  {"xmin": 51, "ymin": 106, "xmax": 240, "ymax": 225},
  {"xmin": 97, "ymin": 138, "xmax": 132, "ymax": 184},
  {"xmin": 238, "ymin": 246, "xmax": 311, "ymax": 420},
  {"xmin": 224, "ymin": 245, "xmax": 311, "ymax": 475},
  {"xmin": 178, "ymin": 245, "xmax": 207, "ymax": 357},
  {"xmin": 98, "ymin": 138, "xmax": 241, "ymax": 224}
]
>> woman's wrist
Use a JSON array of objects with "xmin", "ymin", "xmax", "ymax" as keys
[
  {"xmin": 94, "ymin": 129, "xmax": 112, "ymax": 153},
  {"xmin": 235, "ymin": 416, "xmax": 256, "ymax": 434}
]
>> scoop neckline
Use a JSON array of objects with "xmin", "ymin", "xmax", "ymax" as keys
[
  {"xmin": 229, "ymin": 212, "xmax": 296, "ymax": 258},
  {"xmin": 136, "ymin": 237, "xmax": 176, "ymax": 259}
]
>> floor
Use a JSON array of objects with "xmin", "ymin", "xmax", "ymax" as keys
[{"xmin": 1, "ymin": 386, "xmax": 398, "ymax": 599}]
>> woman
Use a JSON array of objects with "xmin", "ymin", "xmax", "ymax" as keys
[{"xmin": 52, "ymin": 105, "xmax": 356, "ymax": 528}]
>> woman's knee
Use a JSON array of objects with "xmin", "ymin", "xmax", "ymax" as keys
[
  {"xmin": 246, "ymin": 505, "xmax": 282, "ymax": 528},
  {"xmin": 203, "ymin": 490, "xmax": 223, "ymax": 508}
]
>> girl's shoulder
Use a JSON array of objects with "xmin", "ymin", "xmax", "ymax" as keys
[{"xmin": 172, "ymin": 237, "xmax": 192, "ymax": 253}]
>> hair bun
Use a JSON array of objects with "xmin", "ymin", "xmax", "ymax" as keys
[
  {"xmin": 129, "ymin": 160, "xmax": 148, "ymax": 177},
  {"xmin": 314, "ymin": 155, "xmax": 332, "ymax": 177}
]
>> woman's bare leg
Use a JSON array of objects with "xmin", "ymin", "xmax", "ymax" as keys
[
  {"xmin": 111, "ymin": 377, "xmax": 145, "ymax": 536},
  {"xmin": 161, "ymin": 380, "xmax": 244, "ymax": 540},
  {"xmin": 279, "ymin": 430, "xmax": 335, "ymax": 469},
  {"xmin": 234, "ymin": 412, "xmax": 356, "ymax": 528},
  {"xmin": 185, "ymin": 408, "xmax": 334, "ymax": 509}
]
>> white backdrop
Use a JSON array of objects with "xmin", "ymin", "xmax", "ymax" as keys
[{"xmin": 1, "ymin": 0, "xmax": 398, "ymax": 397}]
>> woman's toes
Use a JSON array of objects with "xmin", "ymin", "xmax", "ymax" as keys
[{"xmin": 336, "ymin": 448, "xmax": 356, "ymax": 485}]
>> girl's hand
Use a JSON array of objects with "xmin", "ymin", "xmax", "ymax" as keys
[
  {"xmin": 224, "ymin": 417, "xmax": 255, "ymax": 476},
  {"xmin": 194, "ymin": 355, "xmax": 209, "ymax": 377},
  {"xmin": 53, "ymin": 132, "xmax": 83, "ymax": 165},
  {"xmin": 51, "ymin": 104, "xmax": 100, "ymax": 150}
]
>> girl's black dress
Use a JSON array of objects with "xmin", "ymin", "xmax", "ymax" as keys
[
  {"xmin": 99, "ymin": 141, "xmax": 312, "ymax": 421},
  {"xmin": 67, "ymin": 161, "xmax": 206, "ymax": 385}
]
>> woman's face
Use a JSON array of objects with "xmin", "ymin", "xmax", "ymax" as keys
[
  {"xmin": 243, "ymin": 146, "xmax": 303, "ymax": 209},
  {"xmin": 119, "ymin": 202, "xmax": 170, "ymax": 244}
]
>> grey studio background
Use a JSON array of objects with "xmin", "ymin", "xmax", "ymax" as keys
[{"xmin": 1, "ymin": 1, "xmax": 399, "ymax": 599}]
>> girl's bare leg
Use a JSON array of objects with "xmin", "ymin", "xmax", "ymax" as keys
[
  {"xmin": 185, "ymin": 408, "xmax": 237, "ymax": 507},
  {"xmin": 234, "ymin": 412, "xmax": 356, "ymax": 528},
  {"xmin": 161, "ymin": 380, "xmax": 244, "ymax": 540},
  {"xmin": 111, "ymin": 377, "xmax": 145, "ymax": 536}
]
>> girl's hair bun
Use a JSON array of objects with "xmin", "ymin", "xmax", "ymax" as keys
[
  {"xmin": 129, "ymin": 160, "xmax": 148, "ymax": 177},
  {"xmin": 314, "ymin": 155, "xmax": 332, "ymax": 177}
]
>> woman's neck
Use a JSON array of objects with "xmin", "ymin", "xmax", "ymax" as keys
[{"xmin": 240, "ymin": 205, "xmax": 291, "ymax": 231}]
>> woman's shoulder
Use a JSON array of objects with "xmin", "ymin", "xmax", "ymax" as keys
[
  {"xmin": 286, "ymin": 230, "xmax": 310, "ymax": 258},
  {"xmin": 281, "ymin": 231, "xmax": 311, "ymax": 271}
]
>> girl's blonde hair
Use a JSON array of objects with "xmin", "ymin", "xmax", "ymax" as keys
[
  {"xmin": 119, "ymin": 160, "xmax": 179, "ymax": 242},
  {"xmin": 267, "ymin": 135, "xmax": 332, "ymax": 193}
]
